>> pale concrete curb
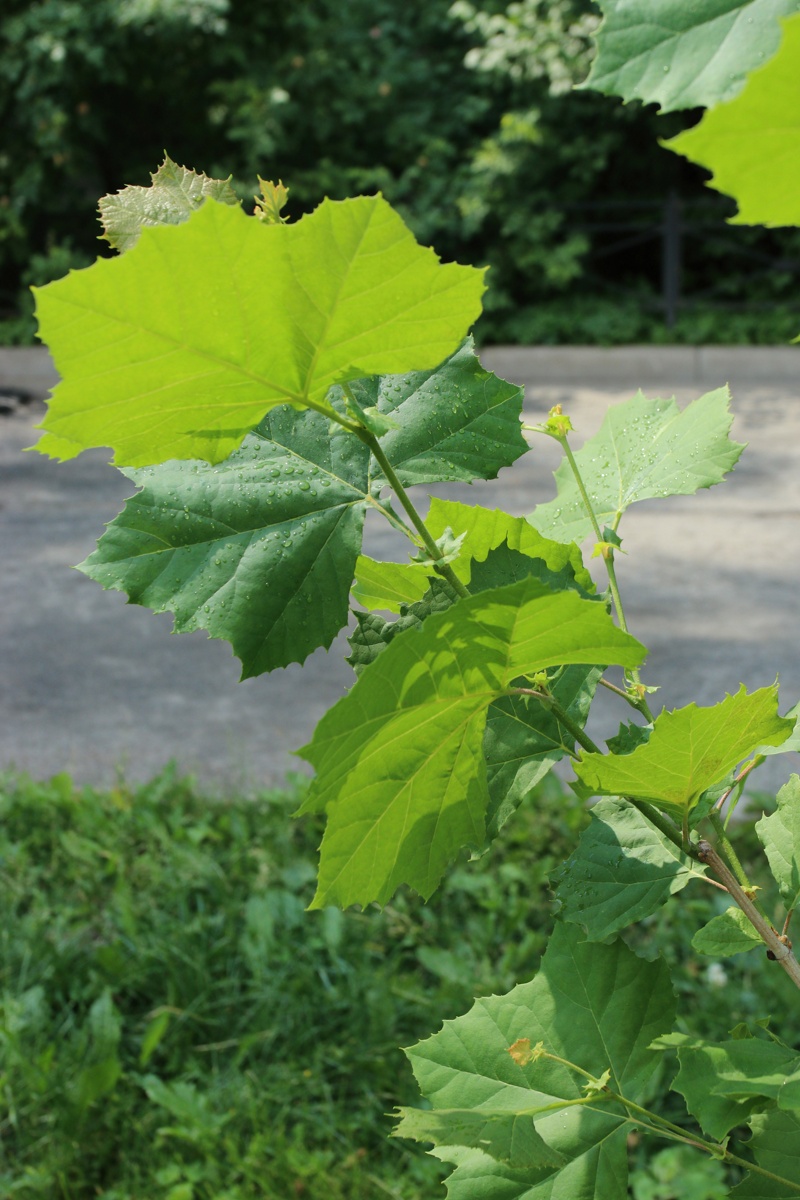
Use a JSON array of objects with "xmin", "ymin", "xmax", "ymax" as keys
[
  {"xmin": 481, "ymin": 344, "xmax": 800, "ymax": 388},
  {"xmin": 2, "ymin": 344, "xmax": 799, "ymax": 402}
]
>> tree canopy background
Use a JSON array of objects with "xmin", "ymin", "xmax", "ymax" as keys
[{"xmin": 2, "ymin": 0, "xmax": 798, "ymax": 345}]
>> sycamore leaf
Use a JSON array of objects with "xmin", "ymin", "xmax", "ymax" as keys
[
  {"xmin": 34, "ymin": 194, "xmax": 485, "ymax": 466},
  {"xmin": 692, "ymin": 907, "xmax": 764, "ymax": 956},
  {"xmin": 530, "ymin": 388, "xmax": 745, "ymax": 545},
  {"xmin": 654, "ymin": 1033, "xmax": 784, "ymax": 1141},
  {"xmin": 351, "ymin": 557, "xmax": 429, "ymax": 611},
  {"xmin": 733, "ymin": 1111, "xmax": 800, "ymax": 1197},
  {"xmin": 78, "ymin": 405, "xmax": 373, "ymax": 676},
  {"xmin": 554, "ymin": 797, "xmax": 707, "ymax": 940},
  {"xmin": 401, "ymin": 922, "xmax": 675, "ymax": 1200},
  {"xmin": 756, "ymin": 775, "xmax": 800, "ymax": 909},
  {"xmin": 350, "ymin": 337, "xmax": 527, "ymax": 486},
  {"xmin": 483, "ymin": 664, "xmax": 602, "ymax": 845},
  {"xmin": 298, "ymin": 579, "xmax": 645, "ymax": 908},
  {"xmin": 393, "ymin": 1107, "xmax": 565, "ymax": 1171},
  {"xmin": 98, "ymin": 154, "xmax": 240, "ymax": 253},
  {"xmin": 348, "ymin": 548, "xmax": 601, "ymax": 846},
  {"xmin": 573, "ymin": 685, "xmax": 793, "ymax": 823},
  {"xmin": 353, "ymin": 498, "xmax": 594, "ymax": 613},
  {"xmin": 76, "ymin": 347, "xmax": 521, "ymax": 676},
  {"xmin": 254, "ymin": 177, "xmax": 290, "ymax": 224},
  {"xmin": 586, "ymin": 0, "xmax": 798, "ymax": 112},
  {"xmin": 666, "ymin": 13, "xmax": 800, "ymax": 227}
]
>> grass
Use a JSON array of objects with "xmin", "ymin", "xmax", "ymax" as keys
[{"xmin": 1, "ymin": 766, "xmax": 796, "ymax": 1198}]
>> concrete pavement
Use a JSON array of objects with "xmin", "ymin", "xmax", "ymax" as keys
[{"xmin": 2, "ymin": 346, "xmax": 799, "ymax": 795}]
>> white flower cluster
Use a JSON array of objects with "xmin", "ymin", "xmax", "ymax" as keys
[
  {"xmin": 449, "ymin": 0, "xmax": 598, "ymax": 94},
  {"xmin": 114, "ymin": 0, "xmax": 229, "ymax": 35}
]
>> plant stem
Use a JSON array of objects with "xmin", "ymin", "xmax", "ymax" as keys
[
  {"xmin": 598, "ymin": 676, "xmax": 647, "ymax": 711},
  {"xmin": 707, "ymin": 810, "xmax": 767, "ymax": 910},
  {"xmin": 510, "ymin": 688, "xmax": 686, "ymax": 851},
  {"xmin": 697, "ymin": 839, "xmax": 800, "ymax": 991},
  {"xmin": 553, "ymin": 433, "xmax": 654, "ymax": 722},
  {"xmin": 509, "ymin": 688, "xmax": 600, "ymax": 756},
  {"xmin": 537, "ymin": 1048, "xmax": 800, "ymax": 1192},
  {"xmin": 359, "ymin": 428, "xmax": 470, "ymax": 599}
]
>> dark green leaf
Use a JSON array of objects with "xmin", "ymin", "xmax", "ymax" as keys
[
  {"xmin": 393, "ymin": 1107, "xmax": 565, "ymax": 1170},
  {"xmin": 79, "ymin": 405, "xmax": 372, "ymax": 677},
  {"xmin": 554, "ymin": 798, "xmax": 705, "ymax": 940},
  {"xmin": 692, "ymin": 907, "xmax": 764, "ymax": 957},
  {"xmin": 655, "ymin": 1034, "xmax": 794, "ymax": 1140},
  {"xmin": 757, "ymin": 775, "xmax": 800, "ymax": 909},
  {"xmin": 732, "ymin": 1111, "xmax": 800, "ymax": 1197},
  {"xmin": 351, "ymin": 336, "xmax": 528, "ymax": 486},
  {"xmin": 401, "ymin": 922, "xmax": 676, "ymax": 1200},
  {"xmin": 483, "ymin": 665, "xmax": 602, "ymax": 844},
  {"xmin": 586, "ymin": 1, "xmax": 798, "ymax": 113}
]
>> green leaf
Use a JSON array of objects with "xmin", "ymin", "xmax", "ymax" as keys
[
  {"xmin": 78, "ymin": 405, "xmax": 373, "ymax": 676},
  {"xmin": 692, "ymin": 907, "xmax": 764, "ymax": 956},
  {"xmin": 351, "ymin": 337, "xmax": 527, "ymax": 486},
  {"xmin": 34, "ymin": 194, "xmax": 486, "ymax": 466},
  {"xmin": 732, "ymin": 1111, "xmax": 800, "ymax": 1197},
  {"xmin": 530, "ymin": 388, "xmax": 745, "ymax": 545},
  {"xmin": 482, "ymin": 664, "xmax": 602, "ymax": 844},
  {"xmin": 554, "ymin": 797, "xmax": 707, "ymax": 940},
  {"xmin": 348, "ymin": 548, "xmax": 601, "ymax": 844},
  {"xmin": 401, "ymin": 922, "xmax": 676, "ymax": 1200},
  {"xmin": 298, "ymin": 579, "xmax": 645, "ymax": 908},
  {"xmin": 655, "ymin": 1034, "xmax": 797, "ymax": 1140},
  {"xmin": 351, "ymin": 557, "xmax": 429, "ymax": 611},
  {"xmin": 393, "ymin": 1107, "xmax": 565, "ymax": 1170},
  {"xmin": 666, "ymin": 13, "xmax": 800, "ymax": 226},
  {"xmin": 573, "ymin": 685, "xmax": 793, "ymax": 822},
  {"xmin": 98, "ymin": 154, "xmax": 240, "ymax": 253},
  {"xmin": 353, "ymin": 498, "xmax": 594, "ymax": 614},
  {"xmin": 757, "ymin": 775, "xmax": 800, "ymax": 909},
  {"xmin": 586, "ymin": 0, "xmax": 798, "ymax": 113}
]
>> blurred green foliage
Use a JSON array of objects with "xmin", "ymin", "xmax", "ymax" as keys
[
  {"xmin": 1, "ymin": 0, "xmax": 799, "ymax": 345},
  {"xmin": 1, "ymin": 766, "xmax": 797, "ymax": 1197}
]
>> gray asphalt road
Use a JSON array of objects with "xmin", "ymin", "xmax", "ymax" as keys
[{"xmin": 2, "ymin": 347, "xmax": 799, "ymax": 795}]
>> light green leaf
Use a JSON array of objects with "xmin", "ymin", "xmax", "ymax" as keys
[
  {"xmin": 554, "ymin": 797, "xmax": 706, "ymax": 940},
  {"xmin": 666, "ymin": 13, "xmax": 800, "ymax": 226},
  {"xmin": 732, "ymin": 1111, "xmax": 800, "ymax": 1197},
  {"xmin": 351, "ymin": 557, "xmax": 429, "ymax": 611},
  {"xmin": 759, "ymin": 701, "xmax": 800, "ymax": 757},
  {"xmin": 529, "ymin": 388, "xmax": 745, "ymax": 545},
  {"xmin": 401, "ymin": 922, "xmax": 676, "ymax": 1200},
  {"xmin": 34, "ymin": 194, "xmax": 486, "ymax": 466},
  {"xmin": 692, "ymin": 906, "xmax": 764, "ymax": 956},
  {"xmin": 393, "ymin": 1107, "xmax": 565, "ymax": 1170},
  {"xmin": 98, "ymin": 154, "xmax": 240, "ymax": 253},
  {"xmin": 78, "ymin": 405, "xmax": 373, "ymax": 676},
  {"xmin": 348, "ymin": 547, "xmax": 601, "ymax": 845},
  {"xmin": 586, "ymin": 0, "xmax": 798, "ymax": 112},
  {"xmin": 298, "ymin": 579, "xmax": 645, "ymax": 908},
  {"xmin": 353, "ymin": 498, "xmax": 593, "ymax": 613},
  {"xmin": 757, "ymin": 775, "xmax": 800, "ymax": 909},
  {"xmin": 574, "ymin": 685, "xmax": 793, "ymax": 822}
]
